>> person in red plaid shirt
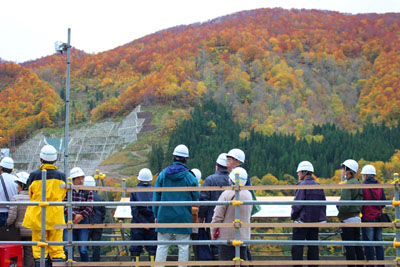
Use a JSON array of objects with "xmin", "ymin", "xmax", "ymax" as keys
[{"xmin": 63, "ymin": 167, "xmax": 94, "ymax": 262}]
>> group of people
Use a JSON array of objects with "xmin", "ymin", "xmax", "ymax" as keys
[
  {"xmin": 0, "ymin": 143, "xmax": 388, "ymax": 267},
  {"xmin": 291, "ymin": 159, "xmax": 386, "ymax": 267},
  {"xmin": 0, "ymin": 145, "xmax": 105, "ymax": 266},
  {"xmin": 129, "ymin": 144, "xmax": 253, "ymax": 267}
]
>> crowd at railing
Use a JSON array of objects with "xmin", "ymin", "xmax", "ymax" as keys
[{"xmin": 1, "ymin": 144, "xmax": 399, "ymax": 267}]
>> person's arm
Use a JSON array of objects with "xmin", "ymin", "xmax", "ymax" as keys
[
  {"xmin": 6, "ymin": 196, "xmax": 17, "ymax": 225},
  {"xmin": 152, "ymin": 173, "xmax": 163, "ymax": 218},
  {"xmin": 198, "ymin": 179, "xmax": 211, "ymax": 221},
  {"xmin": 210, "ymin": 192, "xmax": 228, "ymax": 236},
  {"xmin": 80, "ymin": 190, "xmax": 94, "ymax": 218},
  {"xmin": 291, "ymin": 188, "xmax": 306, "ymax": 221},
  {"xmin": 338, "ymin": 188, "xmax": 352, "ymax": 213}
]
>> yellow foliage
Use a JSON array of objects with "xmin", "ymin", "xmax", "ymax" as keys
[{"xmin": 100, "ymin": 77, "xmax": 113, "ymax": 87}]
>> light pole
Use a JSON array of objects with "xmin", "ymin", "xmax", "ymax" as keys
[{"xmin": 55, "ymin": 28, "xmax": 71, "ymax": 178}]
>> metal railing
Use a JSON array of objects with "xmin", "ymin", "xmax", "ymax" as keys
[{"xmin": 0, "ymin": 172, "xmax": 399, "ymax": 266}]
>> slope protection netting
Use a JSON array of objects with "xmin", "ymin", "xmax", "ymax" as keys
[{"xmin": 13, "ymin": 105, "xmax": 144, "ymax": 175}]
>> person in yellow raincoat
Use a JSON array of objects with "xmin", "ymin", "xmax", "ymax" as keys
[{"xmin": 22, "ymin": 145, "xmax": 67, "ymax": 266}]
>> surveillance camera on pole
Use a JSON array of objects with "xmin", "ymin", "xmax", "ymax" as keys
[{"xmin": 54, "ymin": 41, "xmax": 70, "ymax": 54}]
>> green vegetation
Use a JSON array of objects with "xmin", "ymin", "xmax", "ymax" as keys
[{"xmin": 148, "ymin": 99, "xmax": 400, "ymax": 180}]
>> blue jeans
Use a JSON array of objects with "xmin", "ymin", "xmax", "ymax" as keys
[
  {"xmin": 362, "ymin": 219, "xmax": 384, "ymax": 267},
  {"xmin": 0, "ymin": 212, "xmax": 8, "ymax": 226},
  {"xmin": 64, "ymin": 217, "xmax": 89, "ymax": 262}
]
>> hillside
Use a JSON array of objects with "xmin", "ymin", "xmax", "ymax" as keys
[{"xmin": 1, "ymin": 8, "xmax": 400, "ymax": 147}]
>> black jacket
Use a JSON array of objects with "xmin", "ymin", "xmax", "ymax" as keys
[
  {"xmin": 198, "ymin": 170, "xmax": 230, "ymax": 223},
  {"xmin": 89, "ymin": 191, "xmax": 106, "ymax": 224}
]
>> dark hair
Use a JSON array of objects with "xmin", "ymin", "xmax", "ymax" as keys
[
  {"xmin": 40, "ymin": 159, "xmax": 56, "ymax": 165},
  {"xmin": 216, "ymin": 163, "xmax": 228, "ymax": 171},
  {"xmin": 16, "ymin": 181, "xmax": 26, "ymax": 190},
  {"xmin": 173, "ymin": 155, "xmax": 187, "ymax": 164},
  {"xmin": 1, "ymin": 167, "xmax": 13, "ymax": 174}
]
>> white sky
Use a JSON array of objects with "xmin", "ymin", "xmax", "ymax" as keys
[{"xmin": 1, "ymin": 0, "xmax": 400, "ymax": 63}]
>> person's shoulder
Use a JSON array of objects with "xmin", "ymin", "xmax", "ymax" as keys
[{"xmin": 219, "ymin": 190, "xmax": 233, "ymax": 199}]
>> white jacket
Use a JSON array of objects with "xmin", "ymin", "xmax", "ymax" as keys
[
  {"xmin": 211, "ymin": 190, "xmax": 252, "ymax": 241},
  {"xmin": 0, "ymin": 173, "xmax": 18, "ymax": 212}
]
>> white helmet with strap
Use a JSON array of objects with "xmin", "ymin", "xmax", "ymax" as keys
[
  {"xmin": 227, "ymin": 148, "xmax": 245, "ymax": 163},
  {"xmin": 341, "ymin": 159, "xmax": 359, "ymax": 173}
]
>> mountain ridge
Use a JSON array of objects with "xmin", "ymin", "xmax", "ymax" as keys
[{"xmin": 1, "ymin": 8, "xmax": 400, "ymax": 146}]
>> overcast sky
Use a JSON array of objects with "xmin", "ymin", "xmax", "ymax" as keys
[{"xmin": 1, "ymin": 0, "xmax": 400, "ymax": 63}]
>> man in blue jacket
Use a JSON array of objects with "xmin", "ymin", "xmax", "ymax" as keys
[
  {"xmin": 291, "ymin": 161, "xmax": 326, "ymax": 267},
  {"xmin": 153, "ymin": 144, "xmax": 199, "ymax": 267},
  {"xmin": 130, "ymin": 168, "xmax": 157, "ymax": 262}
]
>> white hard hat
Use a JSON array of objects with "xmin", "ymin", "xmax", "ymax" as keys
[
  {"xmin": 15, "ymin": 172, "xmax": 29, "ymax": 185},
  {"xmin": 0, "ymin": 157, "xmax": 14, "ymax": 169},
  {"xmin": 84, "ymin": 176, "xmax": 96, "ymax": 186},
  {"xmin": 216, "ymin": 153, "xmax": 228, "ymax": 167},
  {"xmin": 229, "ymin": 167, "xmax": 248, "ymax": 186},
  {"xmin": 191, "ymin": 168, "xmax": 202, "ymax": 182},
  {"xmin": 138, "ymin": 168, "xmax": 153, "ymax": 181},
  {"xmin": 70, "ymin": 167, "xmax": 85, "ymax": 179},
  {"xmin": 361, "ymin": 165, "xmax": 376, "ymax": 175},
  {"xmin": 341, "ymin": 159, "xmax": 359, "ymax": 173},
  {"xmin": 296, "ymin": 161, "xmax": 314, "ymax": 173},
  {"xmin": 173, "ymin": 144, "xmax": 189, "ymax": 158},
  {"xmin": 227, "ymin": 148, "xmax": 245, "ymax": 163},
  {"xmin": 40, "ymin": 145, "xmax": 58, "ymax": 161}
]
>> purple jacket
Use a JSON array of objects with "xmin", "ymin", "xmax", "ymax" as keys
[{"xmin": 291, "ymin": 175, "xmax": 326, "ymax": 222}]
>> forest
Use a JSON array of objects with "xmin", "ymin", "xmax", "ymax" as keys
[
  {"xmin": 0, "ymin": 8, "xmax": 400, "ymax": 152},
  {"xmin": 149, "ymin": 99, "xmax": 400, "ymax": 183}
]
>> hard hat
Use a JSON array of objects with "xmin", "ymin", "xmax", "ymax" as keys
[
  {"xmin": 40, "ymin": 145, "xmax": 58, "ymax": 161},
  {"xmin": 227, "ymin": 148, "xmax": 245, "ymax": 163},
  {"xmin": 296, "ymin": 161, "xmax": 314, "ymax": 173},
  {"xmin": 84, "ymin": 176, "xmax": 96, "ymax": 186},
  {"xmin": 0, "ymin": 157, "xmax": 14, "ymax": 169},
  {"xmin": 138, "ymin": 168, "xmax": 153, "ymax": 181},
  {"xmin": 341, "ymin": 159, "xmax": 359, "ymax": 173},
  {"xmin": 216, "ymin": 153, "xmax": 228, "ymax": 167},
  {"xmin": 191, "ymin": 168, "xmax": 201, "ymax": 182},
  {"xmin": 361, "ymin": 164, "xmax": 376, "ymax": 175},
  {"xmin": 229, "ymin": 167, "xmax": 248, "ymax": 185},
  {"xmin": 172, "ymin": 144, "xmax": 189, "ymax": 158},
  {"xmin": 15, "ymin": 172, "xmax": 29, "ymax": 185},
  {"xmin": 70, "ymin": 167, "xmax": 85, "ymax": 179}
]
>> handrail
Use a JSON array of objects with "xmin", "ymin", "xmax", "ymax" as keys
[
  {"xmin": 59, "ymin": 183, "xmax": 396, "ymax": 192},
  {"xmin": 3, "ymin": 173, "xmax": 398, "ymax": 267}
]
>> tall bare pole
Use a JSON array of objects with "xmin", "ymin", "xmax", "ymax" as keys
[{"xmin": 64, "ymin": 28, "xmax": 71, "ymax": 178}]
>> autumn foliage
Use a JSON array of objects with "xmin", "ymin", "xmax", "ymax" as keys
[
  {"xmin": 1, "ymin": 8, "xmax": 400, "ymax": 145},
  {"xmin": 0, "ymin": 63, "xmax": 63, "ymax": 146}
]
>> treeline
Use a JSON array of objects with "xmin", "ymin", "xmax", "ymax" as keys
[{"xmin": 148, "ymin": 99, "xmax": 400, "ymax": 179}]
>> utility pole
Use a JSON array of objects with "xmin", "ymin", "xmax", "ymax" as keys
[
  {"xmin": 55, "ymin": 29, "xmax": 71, "ymax": 177},
  {"xmin": 65, "ymin": 28, "xmax": 71, "ymax": 178}
]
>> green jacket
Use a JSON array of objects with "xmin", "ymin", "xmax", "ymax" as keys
[{"xmin": 338, "ymin": 176, "xmax": 363, "ymax": 221}]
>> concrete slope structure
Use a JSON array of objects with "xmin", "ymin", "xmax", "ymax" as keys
[{"xmin": 13, "ymin": 105, "xmax": 144, "ymax": 175}]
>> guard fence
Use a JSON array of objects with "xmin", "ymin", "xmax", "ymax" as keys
[{"xmin": 1, "ymin": 171, "xmax": 400, "ymax": 267}]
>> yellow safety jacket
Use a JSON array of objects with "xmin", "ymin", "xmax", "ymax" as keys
[{"xmin": 22, "ymin": 164, "xmax": 67, "ymax": 230}]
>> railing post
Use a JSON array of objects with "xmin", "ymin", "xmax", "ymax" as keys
[
  {"xmin": 122, "ymin": 178, "xmax": 126, "ymax": 198},
  {"xmin": 394, "ymin": 173, "xmax": 400, "ymax": 265},
  {"xmin": 67, "ymin": 176, "xmax": 73, "ymax": 262},
  {"xmin": 234, "ymin": 172, "xmax": 241, "ymax": 266},
  {"xmin": 40, "ymin": 170, "xmax": 47, "ymax": 267}
]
